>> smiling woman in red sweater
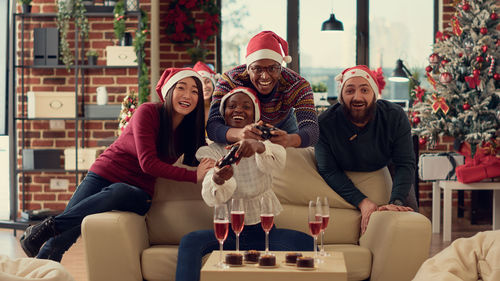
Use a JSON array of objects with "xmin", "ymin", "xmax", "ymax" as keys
[{"xmin": 19, "ymin": 68, "xmax": 215, "ymax": 262}]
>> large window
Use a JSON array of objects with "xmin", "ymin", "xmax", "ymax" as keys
[
  {"xmin": 220, "ymin": 0, "xmax": 286, "ymax": 72},
  {"xmin": 220, "ymin": 0, "xmax": 434, "ymax": 100}
]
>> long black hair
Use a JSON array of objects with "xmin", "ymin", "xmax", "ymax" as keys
[{"xmin": 157, "ymin": 77, "xmax": 205, "ymax": 166}]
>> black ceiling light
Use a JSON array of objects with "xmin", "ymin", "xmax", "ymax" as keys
[{"xmin": 321, "ymin": 1, "xmax": 344, "ymax": 31}]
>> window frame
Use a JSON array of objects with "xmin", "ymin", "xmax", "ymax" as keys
[{"xmin": 216, "ymin": 0, "xmax": 438, "ymax": 73}]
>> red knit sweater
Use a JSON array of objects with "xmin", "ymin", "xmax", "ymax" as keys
[{"xmin": 90, "ymin": 103, "xmax": 197, "ymax": 196}]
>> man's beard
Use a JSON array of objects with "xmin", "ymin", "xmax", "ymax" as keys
[{"xmin": 342, "ymin": 98, "xmax": 377, "ymax": 126}]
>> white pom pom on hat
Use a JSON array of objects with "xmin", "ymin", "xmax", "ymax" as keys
[
  {"xmin": 219, "ymin": 87, "xmax": 261, "ymax": 123},
  {"xmin": 246, "ymin": 31, "xmax": 292, "ymax": 67}
]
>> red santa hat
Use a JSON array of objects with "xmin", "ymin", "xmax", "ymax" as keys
[
  {"xmin": 155, "ymin": 68, "xmax": 202, "ymax": 102},
  {"xmin": 193, "ymin": 61, "xmax": 219, "ymax": 87},
  {"xmin": 219, "ymin": 87, "xmax": 261, "ymax": 123},
  {"xmin": 246, "ymin": 31, "xmax": 292, "ymax": 67},
  {"xmin": 335, "ymin": 65, "xmax": 384, "ymax": 101}
]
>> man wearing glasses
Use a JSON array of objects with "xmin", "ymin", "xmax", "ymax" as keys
[{"xmin": 206, "ymin": 31, "xmax": 319, "ymax": 148}]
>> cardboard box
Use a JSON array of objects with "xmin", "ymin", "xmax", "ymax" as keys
[
  {"xmin": 106, "ymin": 46, "xmax": 137, "ymax": 66},
  {"xmin": 84, "ymin": 105, "xmax": 121, "ymax": 119},
  {"xmin": 27, "ymin": 91, "xmax": 76, "ymax": 118},
  {"xmin": 22, "ymin": 149, "xmax": 63, "ymax": 170},
  {"xmin": 418, "ymin": 153, "xmax": 465, "ymax": 181},
  {"xmin": 64, "ymin": 147, "xmax": 105, "ymax": 170}
]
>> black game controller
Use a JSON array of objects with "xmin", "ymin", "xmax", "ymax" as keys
[
  {"xmin": 218, "ymin": 145, "xmax": 240, "ymax": 167},
  {"xmin": 255, "ymin": 125, "xmax": 277, "ymax": 140}
]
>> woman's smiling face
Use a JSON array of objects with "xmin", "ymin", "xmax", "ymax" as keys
[{"xmin": 223, "ymin": 92, "xmax": 255, "ymax": 128}]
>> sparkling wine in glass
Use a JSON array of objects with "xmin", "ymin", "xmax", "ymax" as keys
[
  {"xmin": 260, "ymin": 197, "xmax": 274, "ymax": 255},
  {"xmin": 231, "ymin": 198, "xmax": 245, "ymax": 253},
  {"xmin": 214, "ymin": 204, "xmax": 229, "ymax": 268},
  {"xmin": 308, "ymin": 200, "xmax": 322, "ymax": 262},
  {"xmin": 318, "ymin": 197, "xmax": 330, "ymax": 256}
]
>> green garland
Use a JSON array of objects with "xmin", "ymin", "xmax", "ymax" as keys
[
  {"xmin": 57, "ymin": 0, "xmax": 89, "ymax": 69},
  {"xmin": 113, "ymin": 0, "xmax": 126, "ymax": 42},
  {"xmin": 133, "ymin": 9, "xmax": 150, "ymax": 104}
]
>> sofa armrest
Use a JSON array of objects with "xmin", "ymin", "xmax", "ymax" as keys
[
  {"xmin": 359, "ymin": 211, "xmax": 431, "ymax": 281},
  {"xmin": 82, "ymin": 211, "xmax": 149, "ymax": 281}
]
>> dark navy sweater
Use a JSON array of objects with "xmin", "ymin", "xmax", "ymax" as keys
[{"xmin": 315, "ymin": 100, "xmax": 415, "ymax": 207}]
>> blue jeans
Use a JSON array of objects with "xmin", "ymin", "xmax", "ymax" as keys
[
  {"xmin": 276, "ymin": 109, "xmax": 298, "ymax": 134},
  {"xmin": 37, "ymin": 171, "xmax": 152, "ymax": 262},
  {"xmin": 175, "ymin": 224, "xmax": 313, "ymax": 281}
]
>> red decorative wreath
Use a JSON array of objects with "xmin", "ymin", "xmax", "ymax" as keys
[{"xmin": 165, "ymin": 0, "xmax": 220, "ymax": 43}]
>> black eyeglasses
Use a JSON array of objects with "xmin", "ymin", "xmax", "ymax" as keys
[{"xmin": 248, "ymin": 64, "xmax": 282, "ymax": 76}]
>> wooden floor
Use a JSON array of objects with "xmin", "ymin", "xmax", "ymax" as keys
[{"xmin": 0, "ymin": 209, "xmax": 493, "ymax": 281}]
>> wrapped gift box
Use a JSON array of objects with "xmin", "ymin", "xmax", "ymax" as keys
[
  {"xmin": 106, "ymin": 46, "xmax": 137, "ymax": 66},
  {"xmin": 64, "ymin": 147, "xmax": 105, "ymax": 170},
  {"xmin": 418, "ymin": 153, "xmax": 465, "ymax": 181},
  {"xmin": 27, "ymin": 91, "xmax": 76, "ymax": 118}
]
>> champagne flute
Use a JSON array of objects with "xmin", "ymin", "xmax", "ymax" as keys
[
  {"xmin": 308, "ymin": 200, "xmax": 322, "ymax": 262},
  {"xmin": 260, "ymin": 197, "xmax": 274, "ymax": 255},
  {"xmin": 318, "ymin": 197, "xmax": 330, "ymax": 256},
  {"xmin": 214, "ymin": 204, "xmax": 229, "ymax": 268},
  {"xmin": 231, "ymin": 198, "xmax": 245, "ymax": 253}
]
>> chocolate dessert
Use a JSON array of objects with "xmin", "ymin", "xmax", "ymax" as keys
[
  {"xmin": 296, "ymin": 256, "xmax": 314, "ymax": 268},
  {"xmin": 225, "ymin": 253, "xmax": 243, "ymax": 265},
  {"xmin": 285, "ymin": 252, "xmax": 303, "ymax": 264},
  {"xmin": 244, "ymin": 250, "xmax": 260, "ymax": 263},
  {"xmin": 258, "ymin": 254, "xmax": 276, "ymax": 266}
]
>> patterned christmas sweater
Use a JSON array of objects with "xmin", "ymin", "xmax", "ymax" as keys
[{"xmin": 206, "ymin": 64, "xmax": 319, "ymax": 148}]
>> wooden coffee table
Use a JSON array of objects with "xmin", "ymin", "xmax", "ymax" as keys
[{"xmin": 201, "ymin": 251, "xmax": 347, "ymax": 281}]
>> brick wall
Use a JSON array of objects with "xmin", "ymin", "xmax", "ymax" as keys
[{"xmin": 15, "ymin": 0, "xmax": 216, "ymax": 214}]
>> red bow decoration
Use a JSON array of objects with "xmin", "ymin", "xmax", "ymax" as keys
[
  {"xmin": 465, "ymin": 72, "xmax": 480, "ymax": 89},
  {"xmin": 412, "ymin": 86, "xmax": 426, "ymax": 105},
  {"xmin": 427, "ymin": 72, "xmax": 437, "ymax": 89},
  {"xmin": 435, "ymin": 31, "xmax": 443, "ymax": 42},
  {"xmin": 451, "ymin": 16, "xmax": 462, "ymax": 36},
  {"xmin": 431, "ymin": 94, "xmax": 449, "ymax": 114}
]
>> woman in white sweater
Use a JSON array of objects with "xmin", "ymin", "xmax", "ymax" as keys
[{"xmin": 175, "ymin": 87, "xmax": 312, "ymax": 281}]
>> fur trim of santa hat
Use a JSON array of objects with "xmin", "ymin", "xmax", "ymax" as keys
[
  {"xmin": 193, "ymin": 61, "xmax": 219, "ymax": 87},
  {"xmin": 219, "ymin": 87, "xmax": 261, "ymax": 123},
  {"xmin": 335, "ymin": 65, "xmax": 383, "ymax": 101},
  {"xmin": 246, "ymin": 31, "xmax": 292, "ymax": 67},
  {"xmin": 155, "ymin": 68, "xmax": 202, "ymax": 102}
]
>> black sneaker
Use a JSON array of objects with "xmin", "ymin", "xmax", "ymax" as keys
[{"xmin": 19, "ymin": 217, "xmax": 57, "ymax": 257}]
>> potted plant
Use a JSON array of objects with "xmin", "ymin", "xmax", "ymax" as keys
[
  {"xmin": 18, "ymin": 0, "xmax": 32, "ymax": 13},
  {"xmin": 85, "ymin": 49, "xmax": 99, "ymax": 65},
  {"xmin": 57, "ymin": 0, "xmax": 89, "ymax": 69}
]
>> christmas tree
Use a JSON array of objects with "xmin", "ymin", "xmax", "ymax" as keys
[{"xmin": 411, "ymin": 0, "xmax": 499, "ymax": 157}]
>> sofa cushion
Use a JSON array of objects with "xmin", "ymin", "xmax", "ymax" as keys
[{"xmin": 141, "ymin": 244, "xmax": 371, "ymax": 281}]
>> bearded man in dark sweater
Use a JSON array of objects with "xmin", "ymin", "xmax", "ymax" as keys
[{"xmin": 315, "ymin": 65, "xmax": 415, "ymax": 235}]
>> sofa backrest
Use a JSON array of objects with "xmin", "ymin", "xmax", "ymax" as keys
[{"xmin": 147, "ymin": 147, "xmax": 392, "ymax": 245}]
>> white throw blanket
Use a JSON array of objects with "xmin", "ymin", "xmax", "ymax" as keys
[{"xmin": 0, "ymin": 255, "xmax": 74, "ymax": 281}]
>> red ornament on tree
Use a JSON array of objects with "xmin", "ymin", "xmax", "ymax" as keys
[
  {"xmin": 491, "ymin": 13, "xmax": 498, "ymax": 20},
  {"xmin": 419, "ymin": 138, "xmax": 427, "ymax": 145},
  {"xmin": 462, "ymin": 3, "xmax": 470, "ymax": 11},
  {"xmin": 476, "ymin": 56, "xmax": 484, "ymax": 63},
  {"xmin": 481, "ymin": 45, "xmax": 488, "ymax": 53},
  {"xmin": 480, "ymin": 27, "xmax": 488, "ymax": 35},
  {"xmin": 429, "ymin": 53, "xmax": 440, "ymax": 66},
  {"xmin": 425, "ymin": 65, "xmax": 433, "ymax": 72},
  {"xmin": 458, "ymin": 53, "xmax": 463, "ymax": 57},
  {"xmin": 473, "ymin": 69, "xmax": 480, "ymax": 76},
  {"xmin": 463, "ymin": 103, "xmax": 471, "ymax": 110},
  {"xmin": 413, "ymin": 117, "xmax": 421, "ymax": 125},
  {"xmin": 441, "ymin": 59, "xmax": 449, "ymax": 65},
  {"xmin": 439, "ymin": 72, "xmax": 453, "ymax": 84},
  {"xmin": 444, "ymin": 34, "xmax": 450, "ymax": 40},
  {"xmin": 494, "ymin": 73, "xmax": 500, "ymax": 80}
]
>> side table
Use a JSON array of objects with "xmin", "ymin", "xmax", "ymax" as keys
[{"xmin": 432, "ymin": 180, "xmax": 500, "ymax": 241}]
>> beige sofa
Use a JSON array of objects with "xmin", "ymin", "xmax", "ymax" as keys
[{"xmin": 82, "ymin": 147, "xmax": 431, "ymax": 281}]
